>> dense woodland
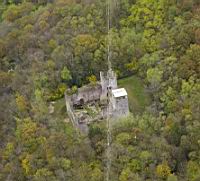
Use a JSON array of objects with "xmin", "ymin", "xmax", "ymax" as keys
[{"xmin": 0, "ymin": 0, "xmax": 200, "ymax": 180}]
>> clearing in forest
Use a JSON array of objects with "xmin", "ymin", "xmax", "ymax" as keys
[{"xmin": 118, "ymin": 76, "xmax": 151, "ymax": 113}]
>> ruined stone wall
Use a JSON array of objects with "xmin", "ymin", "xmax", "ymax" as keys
[
  {"xmin": 71, "ymin": 84, "xmax": 102, "ymax": 106},
  {"xmin": 65, "ymin": 93, "xmax": 78, "ymax": 128}
]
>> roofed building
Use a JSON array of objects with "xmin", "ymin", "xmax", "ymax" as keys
[{"xmin": 110, "ymin": 88, "xmax": 129, "ymax": 118}]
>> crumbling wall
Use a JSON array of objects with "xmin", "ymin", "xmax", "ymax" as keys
[
  {"xmin": 65, "ymin": 93, "xmax": 78, "ymax": 128},
  {"xmin": 71, "ymin": 84, "xmax": 102, "ymax": 106}
]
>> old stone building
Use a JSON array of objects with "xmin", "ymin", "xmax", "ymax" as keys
[
  {"xmin": 65, "ymin": 69, "xmax": 129, "ymax": 133},
  {"xmin": 110, "ymin": 88, "xmax": 129, "ymax": 118}
]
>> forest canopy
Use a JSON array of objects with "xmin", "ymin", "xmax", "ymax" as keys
[{"xmin": 0, "ymin": 0, "xmax": 200, "ymax": 180}]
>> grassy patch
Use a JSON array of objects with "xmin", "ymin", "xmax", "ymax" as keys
[{"xmin": 118, "ymin": 76, "xmax": 151, "ymax": 113}]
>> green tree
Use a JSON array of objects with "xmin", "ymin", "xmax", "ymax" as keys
[
  {"xmin": 61, "ymin": 66, "xmax": 71, "ymax": 81},
  {"xmin": 147, "ymin": 67, "xmax": 163, "ymax": 91}
]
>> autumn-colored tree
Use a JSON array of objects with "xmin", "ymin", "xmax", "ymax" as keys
[{"xmin": 156, "ymin": 163, "xmax": 171, "ymax": 179}]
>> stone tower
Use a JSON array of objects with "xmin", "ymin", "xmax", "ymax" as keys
[
  {"xmin": 100, "ymin": 69, "xmax": 117, "ymax": 102},
  {"xmin": 100, "ymin": 69, "xmax": 129, "ymax": 118},
  {"xmin": 110, "ymin": 88, "xmax": 129, "ymax": 118}
]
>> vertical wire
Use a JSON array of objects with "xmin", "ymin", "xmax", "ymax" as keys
[
  {"xmin": 107, "ymin": 0, "xmax": 111, "ymax": 71},
  {"xmin": 106, "ymin": 0, "xmax": 112, "ymax": 180}
]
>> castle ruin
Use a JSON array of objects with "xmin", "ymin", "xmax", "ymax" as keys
[{"xmin": 65, "ymin": 69, "xmax": 129, "ymax": 133}]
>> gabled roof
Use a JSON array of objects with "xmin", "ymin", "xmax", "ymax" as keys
[{"xmin": 112, "ymin": 88, "xmax": 127, "ymax": 98}]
